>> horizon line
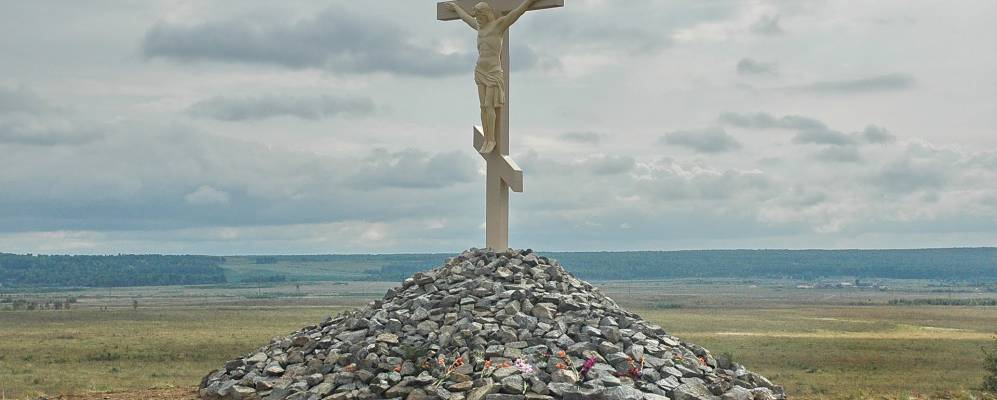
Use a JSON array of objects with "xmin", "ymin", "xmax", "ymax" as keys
[{"xmin": 2, "ymin": 246, "xmax": 995, "ymax": 258}]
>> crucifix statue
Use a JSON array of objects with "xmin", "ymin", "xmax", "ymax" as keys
[{"xmin": 437, "ymin": 0, "xmax": 563, "ymax": 250}]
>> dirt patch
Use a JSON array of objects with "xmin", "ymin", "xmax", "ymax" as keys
[{"xmin": 49, "ymin": 387, "xmax": 198, "ymax": 400}]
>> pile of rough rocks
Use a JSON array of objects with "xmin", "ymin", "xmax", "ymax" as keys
[{"xmin": 200, "ymin": 248, "xmax": 784, "ymax": 400}]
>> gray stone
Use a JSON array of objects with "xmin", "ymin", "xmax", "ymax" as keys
[
  {"xmin": 492, "ymin": 366, "xmax": 519, "ymax": 380},
  {"xmin": 225, "ymin": 359, "xmax": 245, "ymax": 371},
  {"xmin": 245, "ymin": 352, "xmax": 267, "ymax": 364},
  {"xmin": 466, "ymin": 382, "xmax": 499, "ymax": 400},
  {"xmin": 201, "ymin": 248, "xmax": 780, "ymax": 400},
  {"xmin": 600, "ymin": 326, "xmax": 622, "ymax": 342},
  {"xmin": 674, "ymin": 381, "xmax": 720, "ymax": 400},
  {"xmin": 751, "ymin": 387, "xmax": 778, "ymax": 400},
  {"xmin": 599, "ymin": 386, "xmax": 644, "ymax": 400},
  {"xmin": 376, "ymin": 333, "xmax": 399, "ymax": 344},
  {"xmin": 310, "ymin": 382, "xmax": 335, "ymax": 396},
  {"xmin": 263, "ymin": 362, "xmax": 284, "ymax": 376},
  {"xmin": 411, "ymin": 307, "xmax": 430, "ymax": 322},
  {"xmin": 530, "ymin": 304, "xmax": 555, "ymax": 320},
  {"xmin": 500, "ymin": 374, "xmax": 525, "ymax": 394},
  {"xmin": 486, "ymin": 395, "xmax": 525, "ymax": 400},
  {"xmin": 550, "ymin": 369, "xmax": 578, "ymax": 384},
  {"xmin": 720, "ymin": 386, "xmax": 752, "ymax": 400},
  {"xmin": 546, "ymin": 383, "xmax": 599, "ymax": 399}
]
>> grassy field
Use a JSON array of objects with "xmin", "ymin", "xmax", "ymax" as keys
[
  {"xmin": 0, "ymin": 281, "xmax": 994, "ymax": 399},
  {"xmin": 643, "ymin": 307, "xmax": 995, "ymax": 398}
]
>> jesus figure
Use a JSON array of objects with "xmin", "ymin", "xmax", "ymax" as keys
[{"xmin": 445, "ymin": 0, "xmax": 541, "ymax": 154}]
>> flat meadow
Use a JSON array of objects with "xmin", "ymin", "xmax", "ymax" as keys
[{"xmin": 0, "ymin": 280, "xmax": 994, "ymax": 399}]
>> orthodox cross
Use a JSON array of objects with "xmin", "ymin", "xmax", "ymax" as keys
[{"xmin": 437, "ymin": 0, "xmax": 563, "ymax": 250}]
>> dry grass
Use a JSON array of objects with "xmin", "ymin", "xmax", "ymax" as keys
[
  {"xmin": 1, "ymin": 281, "xmax": 994, "ymax": 399},
  {"xmin": 0, "ymin": 307, "xmax": 339, "ymax": 399},
  {"xmin": 637, "ymin": 306, "xmax": 997, "ymax": 399}
]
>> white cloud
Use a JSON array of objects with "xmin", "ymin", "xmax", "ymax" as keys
[{"xmin": 185, "ymin": 185, "xmax": 231, "ymax": 205}]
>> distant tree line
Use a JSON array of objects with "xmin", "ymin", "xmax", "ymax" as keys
[
  {"xmin": 365, "ymin": 263, "xmax": 440, "ymax": 282},
  {"xmin": 3, "ymin": 248, "xmax": 995, "ymax": 288},
  {"xmin": 0, "ymin": 254, "xmax": 227, "ymax": 288},
  {"xmin": 544, "ymin": 248, "xmax": 997, "ymax": 281},
  {"xmin": 252, "ymin": 274, "xmax": 288, "ymax": 283},
  {"xmin": 365, "ymin": 248, "xmax": 997, "ymax": 282},
  {"xmin": 888, "ymin": 298, "xmax": 997, "ymax": 306}
]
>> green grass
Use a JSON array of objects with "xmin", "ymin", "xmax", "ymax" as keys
[{"xmin": 0, "ymin": 307, "xmax": 340, "ymax": 398}]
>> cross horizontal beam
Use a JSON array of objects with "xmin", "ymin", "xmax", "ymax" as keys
[
  {"xmin": 437, "ymin": 0, "xmax": 563, "ymax": 21},
  {"xmin": 474, "ymin": 126, "xmax": 523, "ymax": 192}
]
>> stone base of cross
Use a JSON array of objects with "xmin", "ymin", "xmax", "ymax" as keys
[{"xmin": 438, "ymin": 0, "xmax": 563, "ymax": 250}]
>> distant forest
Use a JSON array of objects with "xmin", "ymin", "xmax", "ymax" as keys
[
  {"xmin": 0, "ymin": 254, "xmax": 226, "ymax": 287},
  {"xmin": 368, "ymin": 248, "xmax": 997, "ymax": 282},
  {"xmin": 1, "ymin": 248, "xmax": 994, "ymax": 288}
]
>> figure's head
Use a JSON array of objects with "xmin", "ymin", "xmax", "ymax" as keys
[{"xmin": 473, "ymin": 2, "xmax": 495, "ymax": 23}]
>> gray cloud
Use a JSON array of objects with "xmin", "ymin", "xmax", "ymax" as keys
[
  {"xmin": 873, "ymin": 158, "xmax": 949, "ymax": 194},
  {"xmin": 518, "ymin": 152, "xmax": 634, "ymax": 178},
  {"xmin": 585, "ymin": 155, "xmax": 635, "ymax": 175},
  {"xmin": 559, "ymin": 132, "xmax": 601, "ymax": 144},
  {"xmin": 815, "ymin": 146, "xmax": 863, "ymax": 163},
  {"xmin": 792, "ymin": 128, "xmax": 855, "ymax": 146},
  {"xmin": 751, "ymin": 15, "xmax": 784, "ymax": 35},
  {"xmin": 142, "ymin": 9, "xmax": 474, "ymax": 77},
  {"xmin": 520, "ymin": 1, "xmax": 741, "ymax": 58},
  {"xmin": 719, "ymin": 112, "xmax": 826, "ymax": 131},
  {"xmin": 636, "ymin": 162, "xmax": 772, "ymax": 201},
  {"xmin": 0, "ymin": 86, "xmax": 102, "ymax": 146},
  {"xmin": 348, "ymin": 149, "xmax": 477, "ymax": 190},
  {"xmin": 0, "ymin": 124, "xmax": 481, "ymax": 233},
  {"xmin": 0, "ymin": 118, "xmax": 104, "ymax": 146},
  {"xmin": 800, "ymin": 73, "xmax": 915, "ymax": 94},
  {"xmin": 0, "ymin": 85, "xmax": 52, "ymax": 115},
  {"xmin": 188, "ymin": 94, "xmax": 375, "ymax": 121},
  {"xmin": 662, "ymin": 127, "xmax": 743, "ymax": 153},
  {"xmin": 720, "ymin": 112, "xmax": 896, "ymax": 148},
  {"xmin": 736, "ymin": 58, "xmax": 778, "ymax": 76},
  {"xmin": 859, "ymin": 125, "xmax": 896, "ymax": 144}
]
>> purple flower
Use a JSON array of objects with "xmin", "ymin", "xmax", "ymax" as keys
[{"xmin": 579, "ymin": 356, "xmax": 596, "ymax": 379}]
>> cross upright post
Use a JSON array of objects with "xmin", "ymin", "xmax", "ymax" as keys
[{"xmin": 437, "ymin": 0, "xmax": 563, "ymax": 250}]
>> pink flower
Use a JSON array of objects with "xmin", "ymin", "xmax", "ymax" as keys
[{"xmin": 514, "ymin": 358, "xmax": 534, "ymax": 376}]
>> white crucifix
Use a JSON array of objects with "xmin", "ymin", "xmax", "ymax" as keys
[{"xmin": 437, "ymin": 0, "xmax": 563, "ymax": 250}]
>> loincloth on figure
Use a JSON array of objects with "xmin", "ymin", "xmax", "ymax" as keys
[{"xmin": 475, "ymin": 67, "xmax": 506, "ymax": 108}]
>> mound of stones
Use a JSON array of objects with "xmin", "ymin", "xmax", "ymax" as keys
[{"xmin": 200, "ymin": 248, "xmax": 784, "ymax": 400}]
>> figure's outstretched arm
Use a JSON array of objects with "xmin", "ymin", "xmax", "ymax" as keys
[
  {"xmin": 447, "ymin": 2, "xmax": 479, "ymax": 30},
  {"xmin": 497, "ymin": 0, "xmax": 539, "ymax": 31}
]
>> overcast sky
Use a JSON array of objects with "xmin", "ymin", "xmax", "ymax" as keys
[{"xmin": 1, "ymin": 0, "xmax": 996, "ymax": 254}]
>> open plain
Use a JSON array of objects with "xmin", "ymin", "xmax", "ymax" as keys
[{"xmin": 1, "ymin": 279, "xmax": 994, "ymax": 399}]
